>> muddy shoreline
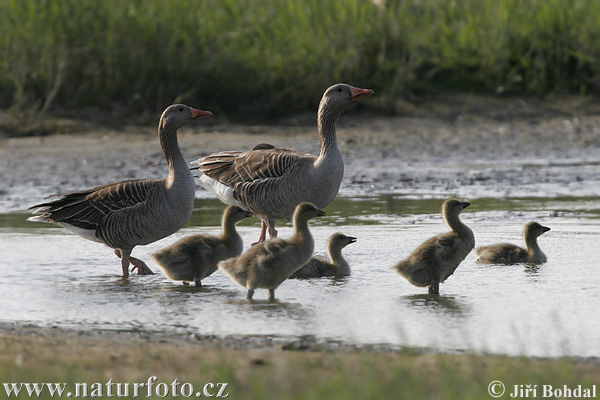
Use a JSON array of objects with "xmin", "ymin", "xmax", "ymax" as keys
[
  {"xmin": 0, "ymin": 321, "xmax": 405, "ymax": 354},
  {"xmin": 1, "ymin": 321, "xmax": 599, "ymax": 366},
  {"xmin": 1, "ymin": 97, "xmax": 600, "ymax": 212}
]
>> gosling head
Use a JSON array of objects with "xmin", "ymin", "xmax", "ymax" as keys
[
  {"xmin": 442, "ymin": 198, "xmax": 470, "ymax": 216},
  {"xmin": 224, "ymin": 205, "xmax": 254, "ymax": 224},
  {"xmin": 329, "ymin": 233, "xmax": 357, "ymax": 250},
  {"xmin": 294, "ymin": 202, "xmax": 327, "ymax": 222},
  {"xmin": 160, "ymin": 104, "xmax": 212, "ymax": 130},
  {"xmin": 525, "ymin": 222, "xmax": 551, "ymax": 239},
  {"xmin": 319, "ymin": 83, "xmax": 374, "ymax": 113}
]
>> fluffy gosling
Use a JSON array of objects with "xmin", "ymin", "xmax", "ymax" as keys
[
  {"xmin": 218, "ymin": 202, "xmax": 325, "ymax": 300},
  {"xmin": 475, "ymin": 221, "xmax": 550, "ymax": 265},
  {"xmin": 151, "ymin": 206, "xmax": 252, "ymax": 286},
  {"xmin": 392, "ymin": 198, "xmax": 474, "ymax": 294},
  {"xmin": 289, "ymin": 233, "xmax": 356, "ymax": 278}
]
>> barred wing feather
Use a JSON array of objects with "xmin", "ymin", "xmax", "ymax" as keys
[
  {"xmin": 28, "ymin": 179, "xmax": 158, "ymax": 232},
  {"xmin": 199, "ymin": 148, "xmax": 314, "ymax": 186}
]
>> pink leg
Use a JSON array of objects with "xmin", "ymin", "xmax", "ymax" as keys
[
  {"xmin": 114, "ymin": 249, "xmax": 153, "ymax": 276},
  {"xmin": 120, "ymin": 256, "xmax": 130, "ymax": 277},
  {"xmin": 115, "ymin": 249, "xmax": 130, "ymax": 277},
  {"xmin": 268, "ymin": 226, "xmax": 278, "ymax": 239},
  {"xmin": 251, "ymin": 221, "xmax": 268, "ymax": 246},
  {"xmin": 129, "ymin": 256, "xmax": 154, "ymax": 275},
  {"xmin": 266, "ymin": 218, "xmax": 278, "ymax": 239}
]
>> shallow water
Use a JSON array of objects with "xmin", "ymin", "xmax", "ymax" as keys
[{"xmin": 1, "ymin": 196, "xmax": 599, "ymax": 357}]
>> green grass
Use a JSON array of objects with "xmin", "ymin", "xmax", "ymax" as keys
[
  {"xmin": 1, "ymin": 0, "xmax": 600, "ymax": 121},
  {"xmin": 1, "ymin": 332, "xmax": 599, "ymax": 399}
]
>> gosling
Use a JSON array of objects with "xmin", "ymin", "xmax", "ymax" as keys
[
  {"xmin": 392, "ymin": 198, "xmax": 474, "ymax": 294},
  {"xmin": 218, "ymin": 202, "xmax": 326, "ymax": 300},
  {"xmin": 289, "ymin": 233, "xmax": 356, "ymax": 278},
  {"xmin": 151, "ymin": 206, "xmax": 252, "ymax": 286},
  {"xmin": 475, "ymin": 221, "xmax": 550, "ymax": 265}
]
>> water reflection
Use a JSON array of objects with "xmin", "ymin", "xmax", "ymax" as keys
[
  {"xmin": 221, "ymin": 298, "xmax": 313, "ymax": 324},
  {"xmin": 524, "ymin": 264, "xmax": 542, "ymax": 274},
  {"xmin": 400, "ymin": 294, "xmax": 470, "ymax": 318}
]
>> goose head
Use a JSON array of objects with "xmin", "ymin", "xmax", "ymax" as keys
[
  {"xmin": 224, "ymin": 205, "xmax": 254, "ymax": 224},
  {"xmin": 294, "ymin": 202, "xmax": 327, "ymax": 222},
  {"xmin": 525, "ymin": 221, "xmax": 551, "ymax": 239},
  {"xmin": 160, "ymin": 104, "xmax": 212, "ymax": 130},
  {"xmin": 319, "ymin": 83, "xmax": 374, "ymax": 113},
  {"xmin": 330, "ymin": 233, "xmax": 357, "ymax": 250}
]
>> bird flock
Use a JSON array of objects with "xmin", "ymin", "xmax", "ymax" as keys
[{"xmin": 28, "ymin": 84, "xmax": 550, "ymax": 300}]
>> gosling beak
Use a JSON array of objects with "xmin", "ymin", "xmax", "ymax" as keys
[
  {"xmin": 244, "ymin": 210, "xmax": 254, "ymax": 218},
  {"xmin": 349, "ymin": 86, "xmax": 374, "ymax": 101},
  {"xmin": 542, "ymin": 226, "xmax": 551, "ymax": 233},
  {"xmin": 461, "ymin": 202, "xmax": 471, "ymax": 209},
  {"xmin": 347, "ymin": 236, "xmax": 357, "ymax": 244},
  {"xmin": 190, "ymin": 108, "xmax": 212, "ymax": 120},
  {"xmin": 316, "ymin": 209, "xmax": 327, "ymax": 217}
]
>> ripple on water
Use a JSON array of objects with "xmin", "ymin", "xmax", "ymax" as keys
[{"xmin": 1, "ymin": 197, "xmax": 599, "ymax": 357}]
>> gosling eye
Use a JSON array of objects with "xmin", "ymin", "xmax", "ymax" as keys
[
  {"xmin": 337, "ymin": 87, "xmax": 343, "ymax": 93},
  {"xmin": 178, "ymin": 107, "xmax": 184, "ymax": 112}
]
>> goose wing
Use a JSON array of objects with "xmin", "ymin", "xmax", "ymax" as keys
[
  {"xmin": 199, "ymin": 147, "xmax": 313, "ymax": 186},
  {"xmin": 197, "ymin": 147, "xmax": 315, "ymax": 213},
  {"xmin": 29, "ymin": 179, "xmax": 159, "ymax": 231}
]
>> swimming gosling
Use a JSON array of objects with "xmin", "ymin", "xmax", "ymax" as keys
[
  {"xmin": 218, "ymin": 202, "xmax": 326, "ymax": 300},
  {"xmin": 392, "ymin": 198, "xmax": 474, "ymax": 294},
  {"xmin": 289, "ymin": 233, "xmax": 356, "ymax": 278},
  {"xmin": 475, "ymin": 221, "xmax": 550, "ymax": 265},
  {"xmin": 151, "ymin": 206, "xmax": 252, "ymax": 286}
]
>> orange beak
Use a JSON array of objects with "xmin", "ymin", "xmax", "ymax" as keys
[
  {"xmin": 349, "ymin": 86, "xmax": 374, "ymax": 101},
  {"xmin": 190, "ymin": 108, "xmax": 212, "ymax": 120}
]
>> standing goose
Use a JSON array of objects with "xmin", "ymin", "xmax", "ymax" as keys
[
  {"xmin": 151, "ymin": 205, "xmax": 253, "ymax": 286},
  {"xmin": 289, "ymin": 232, "xmax": 356, "ymax": 278},
  {"xmin": 392, "ymin": 199, "xmax": 474, "ymax": 294},
  {"xmin": 218, "ymin": 202, "xmax": 326, "ymax": 301},
  {"xmin": 193, "ymin": 83, "xmax": 373, "ymax": 244},
  {"xmin": 28, "ymin": 104, "xmax": 212, "ymax": 277},
  {"xmin": 475, "ymin": 222, "xmax": 550, "ymax": 264}
]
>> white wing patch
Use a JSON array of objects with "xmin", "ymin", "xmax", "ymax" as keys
[
  {"xmin": 57, "ymin": 222, "xmax": 104, "ymax": 243},
  {"xmin": 196, "ymin": 175, "xmax": 242, "ymax": 207}
]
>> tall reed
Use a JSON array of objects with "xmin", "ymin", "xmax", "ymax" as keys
[{"xmin": 0, "ymin": 0, "xmax": 598, "ymax": 119}]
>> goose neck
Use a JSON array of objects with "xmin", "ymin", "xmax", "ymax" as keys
[
  {"xmin": 159, "ymin": 124, "xmax": 188, "ymax": 185},
  {"xmin": 444, "ymin": 213, "xmax": 470, "ymax": 236},
  {"xmin": 291, "ymin": 216, "xmax": 313, "ymax": 244},
  {"xmin": 525, "ymin": 235, "xmax": 541, "ymax": 257},
  {"xmin": 222, "ymin": 217, "xmax": 239, "ymax": 241},
  {"xmin": 317, "ymin": 106, "xmax": 341, "ymax": 157},
  {"xmin": 328, "ymin": 246, "xmax": 346, "ymax": 267}
]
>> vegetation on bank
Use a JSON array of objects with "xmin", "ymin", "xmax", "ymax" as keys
[
  {"xmin": 1, "ymin": 332, "xmax": 599, "ymax": 400},
  {"xmin": 1, "ymin": 0, "xmax": 599, "ymax": 121}
]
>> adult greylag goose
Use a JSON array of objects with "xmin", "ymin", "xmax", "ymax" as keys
[
  {"xmin": 218, "ymin": 202, "xmax": 325, "ymax": 301},
  {"xmin": 28, "ymin": 104, "xmax": 211, "ymax": 277},
  {"xmin": 289, "ymin": 232, "xmax": 356, "ymax": 278},
  {"xmin": 193, "ymin": 83, "xmax": 373, "ymax": 244},
  {"xmin": 151, "ymin": 205, "xmax": 253, "ymax": 286},
  {"xmin": 475, "ymin": 222, "xmax": 550, "ymax": 265},
  {"xmin": 392, "ymin": 199, "xmax": 474, "ymax": 294}
]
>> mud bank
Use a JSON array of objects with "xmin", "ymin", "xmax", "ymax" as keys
[{"xmin": 1, "ymin": 101, "xmax": 599, "ymax": 212}]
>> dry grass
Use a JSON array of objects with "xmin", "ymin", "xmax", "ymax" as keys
[{"xmin": 1, "ymin": 329, "xmax": 598, "ymax": 399}]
